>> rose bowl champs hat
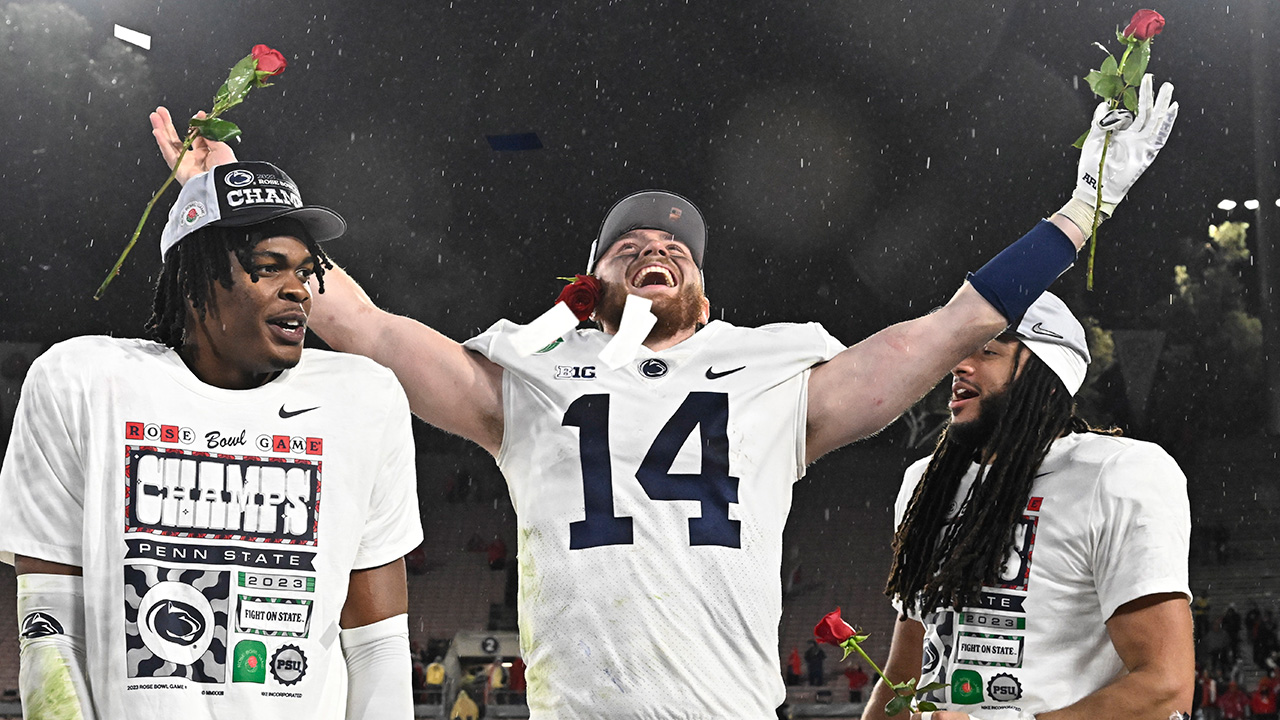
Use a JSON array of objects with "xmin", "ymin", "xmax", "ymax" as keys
[
  {"xmin": 586, "ymin": 190, "xmax": 707, "ymax": 273},
  {"xmin": 1011, "ymin": 292, "xmax": 1091, "ymax": 396},
  {"xmin": 160, "ymin": 161, "xmax": 347, "ymax": 260}
]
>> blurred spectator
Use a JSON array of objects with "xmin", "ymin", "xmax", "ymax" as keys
[
  {"xmin": 1256, "ymin": 612, "xmax": 1280, "ymax": 671},
  {"xmin": 804, "ymin": 641, "xmax": 826, "ymax": 687},
  {"xmin": 785, "ymin": 647, "xmax": 802, "ymax": 686},
  {"xmin": 844, "ymin": 664, "xmax": 869, "ymax": 703},
  {"xmin": 485, "ymin": 657, "xmax": 507, "ymax": 705},
  {"xmin": 1223, "ymin": 604, "xmax": 1242, "ymax": 661},
  {"xmin": 1194, "ymin": 595, "xmax": 1212, "ymax": 642},
  {"xmin": 450, "ymin": 689, "xmax": 480, "ymax": 720},
  {"xmin": 1204, "ymin": 619, "xmax": 1233, "ymax": 675},
  {"xmin": 487, "ymin": 536, "xmax": 508, "ymax": 570},
  {"xmin": 1195, "ymin": 666, "xmax": 1215, "ymax": 720},
  {"xmin": 411, "ymin": 641, "xmax": 428, "ymax": 703},
  {"xmin": 425, "ymin": 656, "xmax": 446, "ymax": 704},
  {"xmin": 1252, "ymin": 675, "xmax": 1278, "ymax": 720},
  {"xmin": 1218, "ymin": 681, "xmax": 1249, "ymax": 720},
  {"xmin": 508, "ymin": 656, "xmax": 526, "ymax": 695}
]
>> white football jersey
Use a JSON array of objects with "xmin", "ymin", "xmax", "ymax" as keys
[
  {"xmin": 0, "ymin": 336, "xmax": 422, "ymax": 719},
  {"xmin": 464, "ymin": 319, "xmax": 844, "ymax": 719},
  {"xmin": 892, "ymin": 432, "xmax": 1191, "ymax": 716}
]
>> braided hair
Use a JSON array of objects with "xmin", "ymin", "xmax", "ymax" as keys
[
  {"xmin": 145, "ymin": 218, "xmax": 333, "ymax": 348},
  {"xmin": 884, "ymin": 344, "xmax": 1118, "ymax": 617}
]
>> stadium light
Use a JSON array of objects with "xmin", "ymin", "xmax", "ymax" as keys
[
  {"xmin": 1245, "ymin": 199, "xmax": 1261, "ymax": 210},
  {"xmin": 1218, "ymin": 199, "xmax": 1238, "ymax": 211}
]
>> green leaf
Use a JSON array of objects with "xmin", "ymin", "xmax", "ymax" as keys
[
  {"xmin": 854, "ymin": 634, "xmax": 870, "ymax": 644},
  {"xmin": 916, "ymin": 682, "xmax": 948, "ymax": 694},
  {"xmin": 1100, "ymin": 55, "xmax": 1118, "ymax": 75},
  {"xmin": 222, "ymin": 53, "xmax": 260, "ymax": 107},
  {"xmin": 840, "ymin": 645, "xmax": 853, "ymax": 661},
  {"xmin": 1072, "ymin": 127, "xmax": 1091, "ymax": 149},
  {"xmin": 1123, "ymin": 87, "xmax": 1139, "ymax": 114},
  {"xmin": 190, "ymin": 117, "xmax": 242, "ymax": 143},
  {"xmin": 918, "ymin": 701, "xmax": 939, "ymax": 712},
  {"xmin": 885, "ymin": 695, "xmax": 910, "ymax": 716},
  {"xmin": 1085, "ymin": 71, "xmax": 1124, "ymax": 100},
  {"xmin": 214, "ymin": 82, "xmax": 230, "ymax": 106},
  {"xmin": 1124, "ymin": 40, "xmax": 1151, "ymax": 85}
]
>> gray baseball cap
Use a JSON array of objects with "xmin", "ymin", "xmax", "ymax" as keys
[
  {"xmin": 586, "ymin": 190, "xmax": 706, "ymax": 273},
  {"xmin": 160, "ymin": 161, "xmax": 346, "ymax": 260},
  {"xmin": 1011, "ymin": 292, "xmax": 1091, "ymax": 396}
]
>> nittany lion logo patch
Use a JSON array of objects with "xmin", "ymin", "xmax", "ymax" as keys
[{"xmin": 19, "ymin": 611, "xmax": 64, "ymax": 639}]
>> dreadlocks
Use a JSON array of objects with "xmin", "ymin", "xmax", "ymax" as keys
[
  {"xmin": 884, "ymin": 345, "xmax": 1118, "ymax": 617},
  {"xmin": 146, "ymin": 219, "xmax": 333, "ymax": 348}
]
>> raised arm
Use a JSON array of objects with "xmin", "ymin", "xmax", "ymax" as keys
[
  {"xmin": 807, "ymin": 76, "xmax": 1176, "ymax": 463},
  {"xmin": 149, "ymin": 106, "xmax": 505, "ymax": 454},
  {"xmin": 806, "ymin": 216, "xmax": 1084, "ymax": 463},
  {"xmin": 307, "ymin": 267, "xmax": 505, "ymax": 454}
]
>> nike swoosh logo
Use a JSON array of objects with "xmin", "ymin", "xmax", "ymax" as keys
[
  {"xmin": 1030, "ymin": 322, "xmax": 1063, "ymax": 339},
  {"xmin": 705, "ymin": 366, "xmax": 746, "ymax": 380},
  {"xmin": 279, "ymin": 405, "xmax": 320, "ymax": 419}
]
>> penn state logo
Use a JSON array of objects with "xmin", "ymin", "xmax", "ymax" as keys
[
  {"xmin": 638, "ymin": 359, "xmax": 669, "ymax": 378},
  {"xmin": 921, "ymin": 638, "xmax": 941, "ymax": 674},
  {"xmin": 270, "ymin": 644, "xmax": 308, "ymax": 686},
  {"xmin": 136, "ymin": 581, "xmax": 216, "ymax": 665},
  {"xmin": 987, "ymin": 672, "xmax": 1023, "ymax": 702},
  {"xmin": 147, "ymin": 600, "xmax": 206, "ymax": 647},
  {"xmin": 223, "ymin": 168, "xmax": 256, "ymax": 187},
  {"xmin": 19, "ymin": 612, "xmax": 63, "ymax": 639}
]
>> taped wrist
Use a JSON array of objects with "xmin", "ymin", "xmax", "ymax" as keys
[
  {"xmin": 967, "ymin": 220, "xmax": 1078, "ymax": 325},
  {"xmin": 341, "ymin": 613, "xmax": 412, "ymax": 719},
  {"xmin": 18, "ymin": 573, "xmax": 95, "ymax": 720},
  {"xmin": 1055, "ymin": 197, "xmax": 1112, "ymax": 237}
]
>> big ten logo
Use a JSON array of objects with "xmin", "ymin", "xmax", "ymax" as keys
[
  {"xmin": 256, "ymin": 435, "xmax": 323, "ymax": 456},
  {"xmin": 554, "ymin": 365, "xmax": 596, "ymax": 380},
  {"xmin": 126, "ymin": 422, "xmax": 195, "ymax": 446},
  {"xmin": 127, "ymin": 449, "xmax": 319, "ymax": 543},
  {"xmin": 997, "ymin": 515, "xmax": 1038, "ymax": 591}
]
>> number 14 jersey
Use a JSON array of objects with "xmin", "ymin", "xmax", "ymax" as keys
[{"xmin": 464, "ymin": 319, "xmax": 844, "ymax": 719}]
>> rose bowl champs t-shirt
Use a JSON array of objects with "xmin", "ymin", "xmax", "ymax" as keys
[
  {"xmin": 892, "ymin": 432, "xmax": 1191, "ymax": 717},
  {"xmin": 0, "ymin": 337, "xmax": 422, "ymax": 719},
  {"xmin": 463, "ymin": 319, "xmax": 845, "ymax": 720}
]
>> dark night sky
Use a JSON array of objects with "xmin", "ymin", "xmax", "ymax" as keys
[{"xmin": 0, "ymin": 0, "xmax": 1273, "ymax": 350}]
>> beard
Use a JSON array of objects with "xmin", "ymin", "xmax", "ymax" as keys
[
  {"xmin": 945, "ymin": 383, "xmax": 1012, "ymax": 449},
  {"xmin": 594, "ymin": 278, "xmax": 706, "ymax": 343}
]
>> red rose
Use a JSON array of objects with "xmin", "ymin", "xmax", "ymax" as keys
[
  {"xmin": 556, "ymin": 274, "xmax": 602, "ymax": 322},
  {"xmin": 813, "ymin": 607, "xmax": 856, "ymax": 646},
  {"xmin": 251, "ymin": 44, "xmax": 287, "ymax": 76},
  {"xmin": 1122, "ymin": 9, "xmax": 1165, "ymax": 41}
]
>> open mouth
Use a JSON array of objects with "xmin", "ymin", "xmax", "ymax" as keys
[
  {"xmin": 950, "ymin": 382, "xmax": 979, "ymax": 409},
  {"xmin": 631, "ymin": 264, "xmax": 676, "ymax": 288},
  {"xmin": 267, "ymin": 313, "xmax": 308, "ymax": 343}
]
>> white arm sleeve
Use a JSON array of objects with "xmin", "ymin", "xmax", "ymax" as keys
[
  {"xmin": 17, "ymin": 573, "xmax": 96, "ymax": 720},
  {"xmin": 340, "ymin": 613, "xmax": 413, "ymax": 720}
]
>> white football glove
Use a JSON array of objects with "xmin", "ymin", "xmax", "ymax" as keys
[{"xmin": 1072, "ymin": 73, "xmax": 1178, "ymax": 213}]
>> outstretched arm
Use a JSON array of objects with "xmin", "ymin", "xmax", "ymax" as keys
[
  {"xmin": 307, "ymin": 266, "xmax": 505, "ymax": 454},
  {"xmin": 806, "ymin": 77, "xmax": 1177, "ymax": 464},
  {"xmin": 149, "ymin": 107, "xmax": 505, "ymax": 454},
  {"xmin": 805, "ymin": 216, "xmax": 1084, "ymax": 463}
]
